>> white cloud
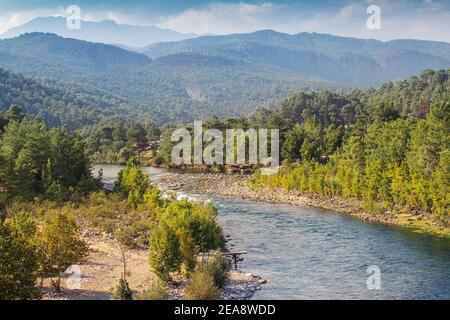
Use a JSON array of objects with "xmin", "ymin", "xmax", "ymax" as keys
[
  {"xmin": 157, "ymin": 2, "xmax": 279, "ymax": 35},
  {"xmin": 0, "ymin": 8, "xmax": 66, "ymax": 34},
  {"xmin": 1, "ymin": 1, "xmax": 449, "ymax": 43},
  {"xmin": 279, "ymin": 2, "xmax": 450, "ymax": 42}
]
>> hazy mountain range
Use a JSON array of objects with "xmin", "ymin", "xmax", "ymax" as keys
[
  {"xmin": 142, "ymin": 30, "xmax": 450, "ymax": 86},
  {"xmin": 0, "ymin": 24, "xmax": 449, "ymax": 124},
  {"xmin": 0, "ymin": 17, "xmax": 198, "ymax": 48}
]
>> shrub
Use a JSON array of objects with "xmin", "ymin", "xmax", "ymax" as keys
[
  {"xmin": 114, "ymin": 209, "xmax": 156, "ymax": 248},
  {"xmin": 113, "ymin": 277, "xmax": 133, "ymax": 300},
  {"xmin": 135, "ymin": 280, "xmax": 169, "ymax": 300},
  {"xmin": 148, "ymin": 221, "xmax": 182, "ymax": 281},
  {"xmin": 39, "ymin": 210, "xmax": 88, "ymax": 291},
  {"xmin": 163, "ymin": 200, "xmax": 224, "ymax": 252},
  {"xmin": 186, "ymin": 265, "xmax": 219, "ymax": 300},
  {"xmin": 114, "ymin": 158, "xmax": 150, "ymax": 208},
  {"xmin": 208, "ymin": 251, "xmax": 229, "ymax": 289},
  {"xmin": 0, "ymin": 219, "xmax": 40, "ymax": 299}
]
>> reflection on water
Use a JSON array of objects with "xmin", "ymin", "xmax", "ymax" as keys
[{"xmin": 94, "ymin": 165, "xmax": 450, "ymax": 300}]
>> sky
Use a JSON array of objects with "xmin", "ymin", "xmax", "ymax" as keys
[{"xmin": 0, "ymin": 0, "xmax": 450, "ymax": 42}]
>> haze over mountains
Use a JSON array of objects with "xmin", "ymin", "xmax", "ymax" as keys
[
  {"xmin": 142, "ymin": 30, "xmax": 450, "ymax": 86},
  {"xmin": 0, "ymin": 22, "xmax": 449, "ymax": 124},
  {"xmin": 0, "ymin": 17, "xmax": 198, "ymax": 48}
]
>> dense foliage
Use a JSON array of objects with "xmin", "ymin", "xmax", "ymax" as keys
[
  {"xmin": 111, "ymin": 160, "xmax": 224, "ymax": 281},
  {"xmin": 0, "ymin": 68, "xmax": 149, "ymax": 129},
  {"xmin": 248, "ymin": 71, "xmax": 450, "ymax": 227},
  {"xmin": 155, "ymin": 70, "xmax": 449, "ymax": 228},
  {"xmin": 0, "ymin": 106, "xmax": 101, "ymax": 202},
  {"xmin": 80, "ymin": 121, "xmax": 158, "ymax": 164}
]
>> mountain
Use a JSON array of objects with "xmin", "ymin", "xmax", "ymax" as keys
[
  {"xmin": 0, "ymin": 67, "xmax": 152, "ymax": 129},
  {"xmin": 0, "ymin": 16, "xmax": 198, "ymax": 48},
  {"xmin": 142, "ymin": 30, "xmax": 450, "ymax": 86},
  {"xmin": 0, "ymin": 33, "xmax": 332, "ymax": 123},
  {"xmin": 0, "ymin": 32, "xmax": 151, "ymax": 74},
  {"xmin": 1, "ymin": 31, "xmax": 449, "ymax": 125}
]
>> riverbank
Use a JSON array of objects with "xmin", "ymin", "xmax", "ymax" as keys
[
  {"xmin": 42, "ymin": 230, "xmax": 265, "ymax": 300},
  {"xmin": 159, "ymin": 172, "xmax": 449, "ymax": 238}
]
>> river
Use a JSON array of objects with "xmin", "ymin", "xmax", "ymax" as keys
[{"xmin": 93, "ymin": 165, "xmax": 450, "ymax": 300}]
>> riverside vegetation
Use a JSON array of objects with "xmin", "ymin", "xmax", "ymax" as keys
[
  {"xmin": 0, "ymin": 109, "xmax": 228, "ymax": 299},
  {"xmin": 1, "ymin": 68, "xmax": 449, "ymax": 299},
  {"xmin": 155, "ymin": 70, "xmax": 449, "ymax": 236}
]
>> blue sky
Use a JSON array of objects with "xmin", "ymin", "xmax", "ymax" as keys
[{"xmin": 1, "ymin": 0, "xmax": 450, "ymax": 42}]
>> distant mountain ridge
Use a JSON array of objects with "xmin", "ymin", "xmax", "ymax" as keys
[
  {"xmin": 0, "ymin": 32, "xmax": 151, "ymax": 73},
  {"xmin": 0, "ymin": 31, "xmax": 449, "ymax": 124},
  {"xmin": 0, "ymin": 16, "xmax": 198, "ymax": 48},
  {"xmin": 142, "ymin": 30, "xmax": 450, "ymax": 86}
]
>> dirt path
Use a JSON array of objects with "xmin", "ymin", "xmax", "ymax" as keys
[
  {"xmin": 43, "ymin": 232, "xmax": 155, "ymax": 300},
  {"xmin": 42, "ymin": 231, "xmax": 264, "ymax": 300}
]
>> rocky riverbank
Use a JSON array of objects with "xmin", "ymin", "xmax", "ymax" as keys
[
  {"xmin": 159, "ymin": 172, "xmax": 449, "ymax": 238},
  {"xmin": 220, "ymin": 271, "xmax": 266, "ymax": 300}
]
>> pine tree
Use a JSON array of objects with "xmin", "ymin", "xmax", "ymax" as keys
[{"xmin": 113, "ymin": 277, "xmax": 133, "ymax": 300}]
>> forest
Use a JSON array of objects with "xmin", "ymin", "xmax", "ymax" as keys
[
  {"xmin": 0, "ymin": 67, "xmax": 448, "ymax": 300},
  {"xmin": 0, "ymin": 107, "xmax": 226, "ymax": 300},
  {"xmin": 156, "ymin": 69, "xmax": 450, "ymax": 227}
]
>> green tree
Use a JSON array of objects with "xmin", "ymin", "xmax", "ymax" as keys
[
  {"xmin": 148, "ymin": 221, "xmax": 182, "ymax": 281},
  {"xmin": 39, "ymin": 211, "xmax": 88, "ymax": 292},
  {"xmin": 113, "ymin": 277, "xmax": 134, "ymax": 300},
  {"xmin": 5, "ymin": 105, "xmax": 26, "ymax": 123},
  {"xmin": 0, "ymin": 218, "xmax": 40, "ymax": 299},
  {"xmin": 114, "ymin": 158, "xmax": 150, "ymax": 207},
  {"xmin": 281, "ymin": 124, "xmax": 305, "ymax": 161}
]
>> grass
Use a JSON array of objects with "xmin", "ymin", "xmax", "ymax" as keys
[{"xmin": 396, "ymin": 215, "xmax": 450, "ymax": 239}]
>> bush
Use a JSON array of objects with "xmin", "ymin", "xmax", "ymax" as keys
[
  {"xmin": 148, "ymin": 221, "xmax": 182, "ymax": 281},
  {"xmin": 114, "ymin": 158, "xmax": 150, "ymax": 208},
  {"xmin": 208, "ymin": 251, "xmax": 229, "ymax": 289},
  {"xmin": 39, "ymin": 210, "xmax": 88, "ymax": 291},
  {"xmin": 113, "ymin": 277, "xmax": 133, "ymax": 300},
  {"xmin": 114, "ymin": 209, "xmax": 156, "ymax": 248},
  {"xmin": 186, "ymin": 266, "xmax": 219, "ymax": 300},
  {"xmin": 163, "ymin": 200, "xmax": 224, "ymax": 252},
  {"xmin": 0, "ymin": 219, "xmax": 40, "ymax": 299},
  {"xmin": 135, "ymin": 280, "xmax": 169, "ymax": 300}
]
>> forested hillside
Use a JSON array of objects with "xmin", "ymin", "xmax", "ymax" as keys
[
  {"xmin": 143, "ymin": 30, "xmax": 450, "ymax": 86},
  {"xmin": 0, "ymin": 68, "xmax": 152, "ymax": 129},
  {"xmin": 253, "ymin": 70, "xmax": 450, "ymax": 227},
  {"xmin": 1, "ymin": 32, "xmax": 449, "ymax": 124},
  {"xmin": 0, "ymin": 33, "xmax": 151, "ymax": 72},
  {"xmin": 157, "ymin": 69, "xmax": 450, "ymax": 228}
]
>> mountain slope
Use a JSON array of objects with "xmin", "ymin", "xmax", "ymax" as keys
[
  {"xmin": 0, "ymin": 68, "xmax": 151, "ymax": 129},
  {"xmin": 1, "ymin": 31, "xmax": 449, "ymax": 124},
  {"xmin": 0, "ymin": 33, "xmax": 334, "ymax": 123},
  {"xmin": 0, "ymin": 32, "xmax": 151, "ymax": 73},
  {"xmin": 1, "ymin": 17, "xmax": 198, "ymax": 48},
  {"xmin": 142, "ymin": 30, "xmax": 450, "ymax": 86}
]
